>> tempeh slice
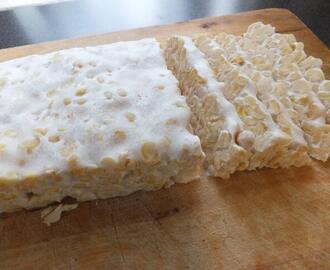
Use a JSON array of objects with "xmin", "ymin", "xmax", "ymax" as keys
[
  {"xmin": 165, "ymin": 36, "xmax": 251, "ymax": 178},
  {"xmin": 190, "ymin": 35, "xmax": 296, "ymax": 169},
  {"xmin": 194, "ymin": 32, "xmax": 310, "ymax": 167}
]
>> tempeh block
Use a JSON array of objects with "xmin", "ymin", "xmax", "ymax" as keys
[{"xmin": 0, "ymin": 38, "xmax": 204, "ymax": 213}]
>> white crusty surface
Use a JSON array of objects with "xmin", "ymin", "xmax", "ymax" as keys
[
  {"xmin": 181, "ymin": 36, "xmax": 243, "ymax": 135},
  {"xmin": 0, "ymin": 38, "xmax": 201, "ymax": 178}
]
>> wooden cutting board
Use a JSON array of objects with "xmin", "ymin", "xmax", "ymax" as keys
[{"xmin": 1, "ymin": 8, "xmax": 330, "ymax": 270}]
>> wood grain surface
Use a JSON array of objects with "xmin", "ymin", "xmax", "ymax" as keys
[{"xmin": 1, "ymin": 8, "xmax": 330, "ymax": 270}]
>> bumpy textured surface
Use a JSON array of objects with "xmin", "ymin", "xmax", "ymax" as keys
[
  {"xmin": 194, "ymin": 22, "xmax": 330, "ymax": 163},
  {"xmin": 194, "ymin": 25, "xmax": 324, "ymax": 168},
  {"xmin": 187, "ymin": 35, "xmax": 296, "ymax": 170},
  {"xmin": 165, "ymin": 36, "xmax": 252, "ymax": 178},
  {"xmin": 240, "ymin": 22, "xmax": 330, "ymax": 161},
  {"xmin": 0, "ymin": 38, "xmax": 204, "ymax": 213}
]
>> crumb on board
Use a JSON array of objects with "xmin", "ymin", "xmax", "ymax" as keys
[{"xmin": 41, "ymin": 203, "xmax": 78, "ymax": 226}]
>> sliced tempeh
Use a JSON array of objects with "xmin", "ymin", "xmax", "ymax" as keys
[
  {"xmin": 194, "ymin": 32, "xmax": 311, "ymax": 167},
  {"xmin": 165, "ymin": 35, "xmax": 293, "ymax": 177},
  {"xmin": 195, "ymin": 21, "xmax": 330, "ymax": 161},
  {"xmin": 165, "ymin": 36, "xmax": 251, "ymax": 178},
  {"xmin": 242, "ymin": 22, "xmax": 330, "ymax": 161},
  {"xmin": 191, "ymin": 35, "xmax": 298, "ymax": 170}
]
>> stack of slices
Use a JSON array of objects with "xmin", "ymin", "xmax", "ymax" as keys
[{"xmin": 0, "ymin": 22, "xmax": 329, "ymax": 213}]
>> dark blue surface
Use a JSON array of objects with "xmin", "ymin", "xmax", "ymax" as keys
[{"xmin": 0, "ymin": 0, "xmax": 329, "ymax": 49}]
